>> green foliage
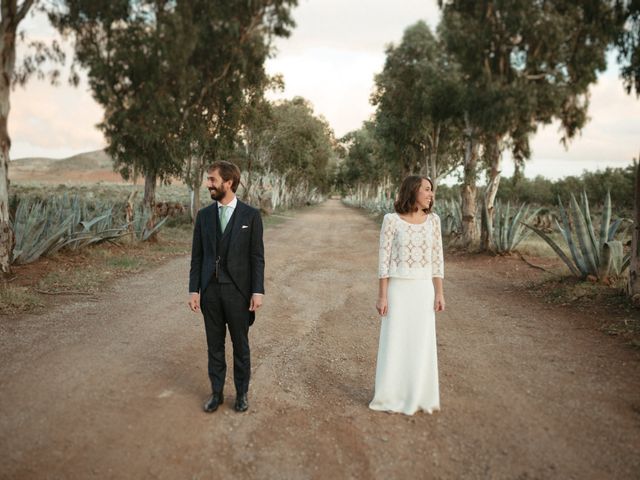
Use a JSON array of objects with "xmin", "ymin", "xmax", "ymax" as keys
[
  {"xmin": 485, "ymin": 201, "xmax": 540, "ymax": 254},
  {"xmin": 11, "ymin": 199, "xmax": 74, "ymax": 265},
  {"xmin": 238, "ymin": 97, "xmax": 336, "ymax": 196},
  {"xmin": 496, "ymin": 162, "xmax": 636, "ymax": 213},
  {"xmin": 10, "ymin": 194, "xmax": 170, "ymax": 265},
  {"xmin": 371, "ymin": 21, "xmax": 464, "ymax": 182},
  {"xmin": 132, "ymin": 205, "xmax": 169, "ymax": 242},
  {"xmin": 614, "ymin": 0, "xmax": 640, "ymax": 95},
  {"xmin": 334, "ymin": 122, "xmax": 384, "ymax": 192},
  {"xmin": 523, "ymin": 192, "xmax": 630, "ymax": 280},
  {"xmin": 342, "ymin": 186, "xmax": 394, "ymax": 216},
  {"xmin": 51, "ymin": 0, "xmax": 298, "ymax": 208},
  {"xmin": 439, "ymin": 0, "xmax": 620, "ymax": 151},
  {"xmin": 434, "ymin": 199, "xmax": 462, "ymax": 237}
]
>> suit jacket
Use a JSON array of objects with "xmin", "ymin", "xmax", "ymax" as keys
[{"xmin": 189, "ymin": 199, "xmax": 265, "ymax": 304}]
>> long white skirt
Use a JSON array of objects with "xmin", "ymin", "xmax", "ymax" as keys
[{"xmin": 369, "ymin": 277, "xmax": 440, "ymax": 415}]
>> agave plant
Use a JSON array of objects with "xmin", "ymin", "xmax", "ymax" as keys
[
  {"xmin": 486, "ymin": 201, "xmax": 540, "ymax": 254},
  {"xmin": 11, "ymin": 199, "xmax": 74, "ymax": 264},
  {"xmin": 523, "ymin": 192, "xmax": 630, "ymax": 280},
  {"xmin": 11, "ymin": 195, "xmax": 134, "ymax": 265},
  {"xmin": 132, "ymin": 204, "xmax": 169, "ymax": 241},
  {"xmin": 435, "ymin": 199, "xmax": 462, "ymax": 237}
]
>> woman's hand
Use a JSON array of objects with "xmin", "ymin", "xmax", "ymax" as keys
[
  {"xmin": 376, "ymin": 297, "xmax": 388, "ymax": 316},
  {"xmin": 434, "ymin": 292, "xmax": 445, "ymax": 312}
]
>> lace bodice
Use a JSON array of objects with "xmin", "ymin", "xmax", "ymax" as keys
[{"xmin": 378, "ymin": 212, "xmax": 444, "ymax": 279}]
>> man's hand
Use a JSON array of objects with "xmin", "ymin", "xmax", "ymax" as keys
[
  {"xmin": 249, "ymin": 294, "xmax": 263, "ymax": 312},
  {"xmin": 188, "ymin": 293, "xmax": 201, "ymax": 312}
]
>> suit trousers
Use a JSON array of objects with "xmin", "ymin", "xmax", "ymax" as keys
[{"xmin": 201, "ymin": 281, "xmax": 251, "ymax": 394}]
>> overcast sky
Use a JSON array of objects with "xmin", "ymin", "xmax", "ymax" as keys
[{"xmin": 12, "ymin": 0, "xmax": 640, "ymax": 180}]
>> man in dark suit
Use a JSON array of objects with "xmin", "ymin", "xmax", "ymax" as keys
[{"xmin": 188, "ymin": 161, "xmax": 265, "ymax": 413}]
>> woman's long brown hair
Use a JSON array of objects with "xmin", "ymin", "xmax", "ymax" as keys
[{"xmin": 394, "ymin": 175, "xmax": 434, "ymax": 214}]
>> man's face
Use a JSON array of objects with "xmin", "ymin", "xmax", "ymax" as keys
[{"xmin": 206, "ymin": 169, "xmax": 231, "ymax": 201}]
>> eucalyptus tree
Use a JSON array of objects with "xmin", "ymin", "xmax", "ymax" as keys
[
  {"xmin": 238, "ymin": 96, "xmax": 336, "ymax": 199},
  {"xmin": 50, "ymin": 0, "xmax": 297, "ymax": 226},
  {"xmin": 0, "ymin": 0, "xmax": 43, "ymax": 274},
  {"xmin": 176, "ymin": 3, "xmax": 295, "ymax": 217},
  {"xmin": 335, "ymin": 121, "xmax": 386, "ymax": 195},
  {"xmin": 371, "ymin": 21, "xmax": 465, "ymax": 190},
  {"xmin": 613, "ymin": 0, "xmax": 640, "ymax": 299},
  {"xmin": 615, "ymin": 0, "xmax": 640, "ymax": 95},
  {"xmin": 439, "ymin": 0, "xmax": 622, "ymax": 250},
  {"xmin": 49, "ymin": 1, "xmax": 196, "ymax": 221},
  {"xmin": 630, "ymin": 159, "xmax": 640, "ymax": 301}
]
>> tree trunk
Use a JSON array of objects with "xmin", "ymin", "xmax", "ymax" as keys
[
  {"xmin": 143, "ymin": 172, "xmax": 157, "ymax": 242},
  {"xmin": 461, "ymin": 113, "xmax": 479, "ymax": 249},
  {"xmin": 0, "ymin": 2, "xmax": 34, "ymax": 275},
  {"xmin": 192, "ymin": 184, "xmax": 200, "ymax": 220},
  {"xmin": 0, "ymin": 4, "xmax": 24, "ymax": 276},
  {"xmin": 480, "ymin": 135, "xmax": 502, "ymax": 251},
  {"xmin": 245, "ymin": 155, "xmax": 254, "ymax": 205},
  {"xmin": 428, "ymin": 124, "xmax": 440, "ymax": 193},
  {"xmin": 0, "ymin": 146, "xmax": 11, "ymax": 276},
  {"xmin": 629, "ymin": 159, "xmax": 640, "ymax": 302}
]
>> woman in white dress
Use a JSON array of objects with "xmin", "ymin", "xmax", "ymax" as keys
[{"xmin": 369, "ymin": 175, "xmax": 445, "ymax": 415}]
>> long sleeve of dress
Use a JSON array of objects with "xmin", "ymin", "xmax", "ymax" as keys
[
  {"xmin": 431, "ymin": 213, "xmax": 444, "ymax": 278},
  {"xmin": 378, "ymin": 214, "xmax": 393, "ymax": 279}
]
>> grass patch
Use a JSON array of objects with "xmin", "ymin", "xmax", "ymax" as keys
[
  {"xmin": 516, "ymin": 232, "xmax": 564, "ymax": 258},
  {"xmin": 37, "ymin": 269, "xmax": 106, "ymax": 294},
  {"xmin": 105, "ymin": 255, "xmax": 146, "ymax": 271},
  {"xmin": 0, "ymin": 285, "xmax": 44, "ymax": 315},
  {"xmin": 263, "ymin": 211, "xmax": 294, "ymax": 228}
]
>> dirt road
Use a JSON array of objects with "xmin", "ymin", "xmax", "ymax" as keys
[{"xmin": 1, "ymin": 199, "xmax": 639, "ymax": 479}]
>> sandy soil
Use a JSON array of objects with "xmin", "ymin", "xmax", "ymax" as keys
[{"xmin": 1, "ymin": 199, "xmax": 639, "ymax": 479}]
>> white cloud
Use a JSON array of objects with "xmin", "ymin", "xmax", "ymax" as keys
[
  {"xmin": 501, "ymin": 73, "xmax": 640, "ymax": 179},
  {"xmin": 11, "ymin": 77, "xmax": 105, "ymax": 159},
  {"xmin": 267, "ymin": 47, "xmax": 383, "ymax": 136}
]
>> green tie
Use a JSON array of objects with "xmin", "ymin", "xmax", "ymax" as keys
[{"xmin": 219, "ymin": 205, "xmax": 231, "ymax": 232}]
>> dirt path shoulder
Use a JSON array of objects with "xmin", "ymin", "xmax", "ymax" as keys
[{"xmin": 1, "ymin": 199, "xmax": 639, "ymax": 479}]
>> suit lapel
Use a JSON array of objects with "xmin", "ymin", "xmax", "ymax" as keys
[
  {"xmin": 210, "ymin": 202, "xmax": 220, "ymax": 250},
  {"xmin": 228, "ymin": 200, "xmax": 248, "ymax": 246}
]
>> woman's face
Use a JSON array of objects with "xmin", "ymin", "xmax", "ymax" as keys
[{"xmin": 415, "ymin": 179, "xmax": 434, "ymax": 210}]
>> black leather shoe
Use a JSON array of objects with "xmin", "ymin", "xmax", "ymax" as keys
[
  {"xmin": 234, "ymin": 393, "xmax": 248, "ymax": 412},
  {"xmin": 203, "ymin": 391, "xmax": 223, "ymax": 413}
]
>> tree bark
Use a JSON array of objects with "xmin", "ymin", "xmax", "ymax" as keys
[
  {"xmin": 185, "ymin": 154, "xmax": 202, "ymax": 222},
  {"xmin": 629, "ymin": 159, "xmax": 640, "ymax": 302},
  {"xmin": 143, "ymin": 172, "xmax": 157, "ymax": 242},
  {"xmin": 428, "ymin": 124, "xmax": 440, "ymax": 193},
  {"xmin": 0, "ymin": 1, "xmax": 31, "ymax": 276},
  {"xmin": 461, "ymin": 113, "xmax": 479, "ymax": 249},
  {"xmin": 480, "ymin": 134, "xmax": 502, "ymax": 251}
]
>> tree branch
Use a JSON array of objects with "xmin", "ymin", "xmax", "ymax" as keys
[{"xmin": 16, "ymin": 0, "xmax": 36, "ymax": 24}]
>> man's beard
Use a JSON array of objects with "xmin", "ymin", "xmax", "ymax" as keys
[{"xmin": 209, "ymin": 186, "xmax": 226, "ymax": 201}]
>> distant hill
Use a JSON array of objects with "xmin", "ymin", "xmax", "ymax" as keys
[{"xmin": 9, "ymin": 150, "xmax": 128, "ymax": 183}]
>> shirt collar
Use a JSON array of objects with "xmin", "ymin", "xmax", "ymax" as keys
[{"xmin": 219, "ymin": 196, "xmax": 237, "ymax": 209}]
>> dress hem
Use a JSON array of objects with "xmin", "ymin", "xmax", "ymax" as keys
[{"xmin": 368, "ymin": 404, "xmax": 441, "ymax": 416}]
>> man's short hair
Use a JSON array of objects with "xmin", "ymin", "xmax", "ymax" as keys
[{"xmin": 209, "ymin": 161, "xmax": 241, "ymax": 193}]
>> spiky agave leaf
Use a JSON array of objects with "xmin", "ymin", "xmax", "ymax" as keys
[
  {"xmin": 598, "ymin": 240, "xmax": 625, "ymax": 278},
  {"xmin": 570, "ymin": 194, "xmax": 598, "ymax": 275},
  {"xmin": 599, "ymin": 191, "xmax": 612, "ymax": 248},
  {"xmin": 521, "ymin": 222, "xmax": 582, "ymax": 277},
  {"xmin": 556, "ymin": 198, "xmax": 589, "ymax": 276},
  {"xmin": 580, "ymin": 190, "xmax": 600, "ymax": 265}
]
